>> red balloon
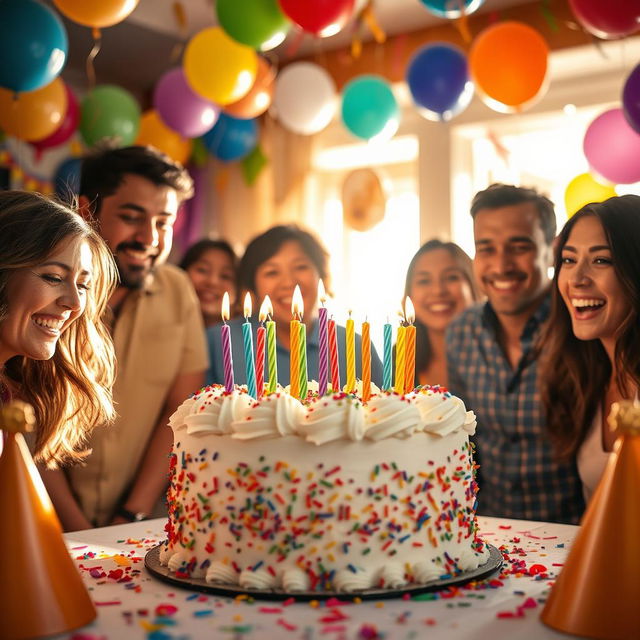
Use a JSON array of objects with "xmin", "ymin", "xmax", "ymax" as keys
[
  {"xmin": 278, "ymin": 0, "xmax": 355, "ymax": 37},
  {"xmin": 568, "ymin": 0, "xmax": 640, "ymax": 39},
  {"xmin": 32, "ymin": 83, "xmax": 79, "ymax": 155}
]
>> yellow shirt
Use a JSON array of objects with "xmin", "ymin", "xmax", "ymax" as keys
[{"xmin": 66, "ymin": 264, "xmax": 208, "ymax": 526}]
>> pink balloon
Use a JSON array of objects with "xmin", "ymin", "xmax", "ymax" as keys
[
  {"xmin": 583, "ymin": 108, "xmax": 640, "ymax": 185},
  {"xmin": 153, "ymin": 68, "xmax": 220, "ymax": 138},
  {"xmin": 31, "ymin": 83, "xmax": 79, "ymax": 155}
]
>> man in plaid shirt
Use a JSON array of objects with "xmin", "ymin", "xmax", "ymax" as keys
[{"xmin": 446, "ymin": 184, "xmax": 584, "ymax": 524}]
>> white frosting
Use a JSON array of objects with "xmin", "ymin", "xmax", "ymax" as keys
[
  {"xmin": 378, "ymin": 563, "xmax": 408, "ymax": 589},
  {"xmin": 184, "ymin": 388, "xmax": 253, "ymax": 435},
  {"xmin": 281, "ymin": 568, "xmax": 310, "ymax": 592},
  {"xmin": 167, "ymin": 551, "xmax": 190, "ymax": 573},
  {"xmin": 205, "ymin": 561, "xmax": 237, "ymax": 584},
  {"xmin": 412, "ymin": 386, "xmax": 470, "ymax": 436},
  {"xmin": 239, "ymin": 567, "xmax": 275, "ymax": 590},
  {"xmin": 413, "ymin": 561, "xmax": 442, "ymax": 584},
  {"xmin": 333, "ymin": 567, "xmax": 372, "ymax": 592},
  {"xmin": 298, "ymin": 393, "xmax": 365, "ymax": 445},
  {"xmin": 232, "ymin": 391, "xmax": 303, "ymax": 440},
  {"xmin": 168, "ymin": 391, "xmax": 203, "ymax": 432},
  {"xmin": 463, "ymin": 410, "xmax": 477, "ymax": 436},
  {"xmin": 364, "ymin": 392, "xmax": 420, "ymax": 440}
]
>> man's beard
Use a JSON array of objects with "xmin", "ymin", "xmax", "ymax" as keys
[{"xmin": 114, "ymin": 242, "xmax": 155, "ymax": 290}]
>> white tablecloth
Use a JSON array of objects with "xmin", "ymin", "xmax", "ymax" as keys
[{"xmin": 55, "ymin": 516, "xmax": 580, "ymax": 639}]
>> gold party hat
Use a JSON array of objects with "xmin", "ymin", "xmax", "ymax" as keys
[
  {"xmin": 0, "ymin": 401, "xmax": 96, "ymax": 639},
  {"xmin": 541, "ymin": 400, "xmax": 640, "ymax": 639}
]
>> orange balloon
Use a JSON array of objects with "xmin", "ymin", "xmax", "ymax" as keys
[
  {"xmin": 53, "ymin": 0, "xmax": 140, "ymax": 29},
  {"xmin": 224, "ymin": 58, "xmax": 276, "ymax": 119},
  {"xmin": 469, "ymin": 21, "xmax": 549, "ymax": 112},
  {"xmin": 0, "ymin": 78, "xmax": 68, "ymax": 142},
  {"xmin": 135, "ymin": 110, "xmax": 192, "ymax": 166}
]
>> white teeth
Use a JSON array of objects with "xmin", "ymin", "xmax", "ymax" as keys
[
  {"xmin": 492, "ymin": 280, "xmax": 519, "ymax": 290},
  {"xmin": 34, "ymin": 317, "xmax": 64, "ymax": 330},
  {"xmin": 428, "ymin": 303, "xmax": 452, "ymax": 312},
  {"xmin": 572, "ymin": 298, "xmax": 605, "ymax": 308}
]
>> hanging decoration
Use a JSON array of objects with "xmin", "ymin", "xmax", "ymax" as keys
[
  {"xmin": 224, "ymin": 57, "xmax": 276, "ymax": 120},
  {"xmin": 278, "ymin": 0, "xmax": 356, "ymax": 38},
  {"xmin": 564, "ymin": 173, "xmax": 617, "ymax": 218},
  {"xmin": 419, "ymin": 0, "xmax": 484, "ymax": 19},
  {"xmin": 568, "ymin": 0, "xmax": 640, "ymax": 40},
  {"xmin": 31, "ymin": 83, "xmax": 79, "ymax": 158},
  {"xmin": 341, "ymin": 168, "xmax": 386, "ymax": 232},
  {"xmin": 217, "ymin": 0, "xmax": 290, "ymax": 51},
  {"xmin": 134, "ymin": 110, "xmax": 193, "ymax": 166},
  {"xmin": 622, "ymin": 64, "xmax": 640, "ymax": 134},
  {"xmin": 53, "ymin": 0, "xmax": 140, "ymax": 31},
  {"xmin": 202, "ymin": 113, "xmax": 259, "ymax": 162}
]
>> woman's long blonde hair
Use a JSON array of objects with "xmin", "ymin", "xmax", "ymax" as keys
[{"xmin": 0, "ymin": 191, "xmax": 117, "ymax": 467}]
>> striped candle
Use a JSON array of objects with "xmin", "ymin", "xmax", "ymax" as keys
[
  {"xmin": 395, "ymin": 324, "xmax": 406, "ymax": 394},
  {"xmin": 242, "ymin": 293, "xmax": 257, "ymax": 399},
  {"xmin": 346, "ymin": 312, "xmax": 356, "ymax": 393},
  {"xmin": 317, "ymin": 280, "xmax": 328, "ymax": 396},
  {"xmin": 328, "ymin": 317, "xmax": 340, "ymax": 392},
  {"xmin": 289, "ymin": 316, "xmax": 299, "ymax": 398},
  {"xmin": 264, "ymin": 295, "xmax": 277, "ymax": 394},
  {"xmin": 383, "ymin": 321, "xmax": 392, "ymax": 391},
  {"xmin": 298, "ymin": 321, "xmax": 308, "ymax": 401},
  {"xmin": 221, "ymin": 292, "xmax": 234, "ymax": 392},
  {"xmin": 362, "ymin": 319, "xmax": 371, "ymax": 402},
  {"xmin": 404, "ymin": 297, "xmax": 416, "ymax": 394}
]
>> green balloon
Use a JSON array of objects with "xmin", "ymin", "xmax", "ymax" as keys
[
  {"xmin": 80, "ymin": 85, "xmax": 141, "ymax": 148},
  {"xmin": 341, "ymin": 75, "xmax": 400, "ymax": 141},
  {"xmin": 216, "ymin": 0, "xmax": 289, "ymax": 51}
]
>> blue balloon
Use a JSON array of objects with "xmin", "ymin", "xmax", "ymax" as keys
[
  {"xmin": 341, "ymin": 75, "xmax": 399, "ymax": 141},
  {"xmin": 54, "ymin": 157, "xmax": 82, "ymax": 204},
  {"xmin": 419, "ymin": 0, "xmax": 484, "ymax": 19},
  {"xmin": 407, "ymin": 43, "xmax": 473, "ymax": 121},
  {"xmin": 202, "ymin": 113, "xmax": 258, "ymax": 162},
  {"xmin": 0, "ymin": 0, "xmax": 68, "ymax": 93}
]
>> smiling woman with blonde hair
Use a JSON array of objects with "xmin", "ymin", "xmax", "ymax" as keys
[{"xmin": 0, "ymin": 190, "xmax": 117, "ymax": 467}]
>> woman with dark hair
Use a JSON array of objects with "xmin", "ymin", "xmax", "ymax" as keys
[
  {"xmin": 206, "ymin": 224, "xmax": 383, "ymax": 390},
  {"xmin": 0, "ymin": 190, "xmax": 117, "ymax": 467},
  {"xmin": 404, "ymin": 240, "xmax": 480, "ymax": 387},
  {"xmin": 179, "ymin": 239, "xmax": 238, "ymax": 326},
  {"xmin": 540, "ymin": 195, "xmax": 640, "ymax": 502}
]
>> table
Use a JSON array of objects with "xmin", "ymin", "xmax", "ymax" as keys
[{"xmin": 56, "ymin": 516, "xmax": 580, "ymax": 640}]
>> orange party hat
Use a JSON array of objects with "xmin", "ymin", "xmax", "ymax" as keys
[
  {"xmin": 541, "ymin": 400, "xmax": 640, "ymax": 640},
  {"xmin": 0, "ymin": 401, "xmax": 96, "ymax": 639}
]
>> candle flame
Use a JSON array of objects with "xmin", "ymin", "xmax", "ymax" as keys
[
  {"xmin": 244, "ymin": 291, "xmax": 253, "ymax": 318},
  {"xmin": 221, "ymin": 292, "xmax": 230, "ymax": 322},
  {"xmin": 318, "ymin": 279, "xmax": 326, "ymax": 305},
  {"xmin": 292, "ymin": 284, "xmax": 304, "ymax": 319},
  {"xmin": 259, "ymin": 296, "xmax": 270, "ymax": 323},
  {"xmin": 405, "ymin": 296, "xmax": 415, "ymax": 324}
]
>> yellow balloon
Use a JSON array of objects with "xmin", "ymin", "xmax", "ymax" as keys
[
  {"xmin": 0, "ymin": 78, "xmax": 68, "ymax": 142},
  {"xmin": 135, "ymin": 110, "xmax": 192, "ymax": 166},
  {"xmin": 564, "ymin": 173, "xmax": 617, "ymax": 218},
  {"xmin": 184, "ymin": 27, "xmax": 258, "ymax": 105},
  {"xmin": 53, "ymin": 0, "xmax": 140, "ymax": 29}
]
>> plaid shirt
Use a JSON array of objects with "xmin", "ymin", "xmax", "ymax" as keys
[{"xmin": 446, "ymin": 295, "xmax": 585, "ymax": 524}]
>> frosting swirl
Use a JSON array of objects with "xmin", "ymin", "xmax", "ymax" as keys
[
  {"xmin": 238, "ymin": 567, "xmax": 275, "ymax": 590},
  {"xmin": 205, "ymin": 561, "xmax": 238, "ymax": 584},
  {"xmin": 298, "ymin": 393, "xmax": 365, "ymax": 445},
  {"xmin": 232, "ymin": 391, "xmax": 303, "ymax": 440},
  {"xmin": 184, "ymin": 388, "xmax": 253, "ymax": 435},
  {"xmin": 281, "ymin": 568, "xmax": 310, "ymax": 592},
  {"xmin": 378, "ymin": 562, "xmax": 407, "ymax": 588},
  {"xmin": 412, "ymin": 386, "xmax": 469, "ymax": 436},
  {"xmin": 333, "ymin": 567, "xmax": 372, "ymax": 592},
  {"xmin": 364, "ymin": 392, "xmax": 420, "ymax": 440},
  {"xmin": 412, "ymin": 560, "xmax": 441, "ymax": 584}
]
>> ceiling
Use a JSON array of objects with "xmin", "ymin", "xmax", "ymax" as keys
[{"xmin": 52, "ymin": 0, "xmax": 532, "ymax": 98}]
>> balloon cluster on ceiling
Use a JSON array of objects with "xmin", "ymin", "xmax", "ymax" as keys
[{"xmin": 0, "ymin": 0, "xmax": 639, "ymax": 199}]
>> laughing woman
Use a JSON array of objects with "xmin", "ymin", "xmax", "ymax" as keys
[
  {"xmin": 0, "ymin": 191, "xmax": 117, "ymax": 469},
  {"xmin": 540, "ymin": 195, "xmax": 640, "ymax": 502}
]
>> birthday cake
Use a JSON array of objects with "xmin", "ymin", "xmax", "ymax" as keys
[{"xmin": 158, "ymin": 384, "xmax": 488, "ymax": 593}]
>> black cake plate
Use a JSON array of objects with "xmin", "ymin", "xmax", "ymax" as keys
[{"xmin": 144, "ymin": 543, "xmax": 503, "ymax": 602}]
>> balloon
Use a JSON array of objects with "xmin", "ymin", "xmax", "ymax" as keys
[
  {"xmin": 469, "ymin": 21, "xmax": 549, "ymax": 113},
  {"xmin": 224, "ymin": 58, "xmax": 275, "ymax": 119},
  {"xmin": 278, "ymin": 0, "xmax": 355, "ymax": 37},
  {"xmin": 0, "ymin": 0, "xmax": 67, "ymax": 93},
  {"xmin": 183, "ymin": 27, "xmax": 258, "ymax": 105},
  {"xmin": 135, "ymin": 110, "xmax": 193, "ymax": 166},
  {"xmin": 622, "ymin": 64, "xmax": 640, "ymax": 134},
  {"xmin": 53, "ymin": 157, "xmax": 82, "ymax": 204},
  {"xmin": 217, "ymin": 0, "xmax": 290, "ymax": 50},
  {"xmin": 0, "ymin": 78, "xmax": 68, "ymax": 142},
  {"xmin": 341, "ymin": 75, "xmax": 399, "ymax": 141},
  {"xmin": 407, "ymin": 43, "xmax": 473, "ymax": 121},
  {"xmin": 583, "ymin": 108, "xmax": 640, "ymax": 185},
  {"xmin": 419, "ymin": 0, "xmax": 484, "ymax": 19},
  {"xmin": 153, "ymin": 68, "xmax": 219, "ymax": 138},
  {"xmin": 202, "ymin": 113, "xmax": 258, "ymax": 162},
  {"xmin": 568, "ymin": 0, "xmax": 640, "ymax": 39},
  {"xmin": 564, "ymin": 173, "xmax": 618, "ymax": 218},
  {"xmin": 79, "ymin": 84, "xmax": 140, "ymax": 148},
  {"xmin": 53, "ymin": 0, "xmax": 140, "ymax": 29},
  {"xmin": 273, "ymin": 62, "xmax": 336, "ymax": 135},
  {"xmin": 32, "ymin": 83, "xmax": 79, "ymax": 156}
]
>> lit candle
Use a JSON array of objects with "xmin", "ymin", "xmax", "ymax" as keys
[
  {"xmin": 256, "ymin": 298, "xmax": 268, "ymax": 400},
  {"xmin": 395, "ymin": 311, "xmax": 406, "ymax": 394},
  {"xmin": 383, "ymin": 318, "xmax": 392, "ymax": 391},
  {"xmin": 362, "ymin": 317, "xmax": 371, "ymax": 402},
  {"xmin": 221, "ymin": 292, "xmax": 234, "ymax": 393},
  {"xmin": 264, "ymin": 295, "xmax": 277, "ymax": 394},
  {"xmin": 346, "ymin": 310, "xmax": 356, "ymax": 393},
  {"xmin": 317, "ymin": 280, "xmax": 328, "ymax": 396},
  {"xmin": 404, "ymin": 296, "xmax": 416, "ymax": 394},
  {"xmin": 297, "ymin": 287, "xmax": 308, "ymax": 401},
  {"xmin": 328, "ymin": 316, "xmax": 340, "ymax": 392},
  {"xmin": 242, "ymin": 292, "xmax": 257, "ymax": 399},
  {"xmin": 289, "ymin": 285, "xmax": 300, "ymax": 398}
]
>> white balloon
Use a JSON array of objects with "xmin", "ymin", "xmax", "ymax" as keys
[{"xmin": 272, "ymin": 62, "xmax": 337, "ymax": 135}]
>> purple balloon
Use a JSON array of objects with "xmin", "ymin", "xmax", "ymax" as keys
[
  {"xmin": 623, "ymin": 64, "xmax": 640, "ymax": 134},
  {"xmin": 584, "ymin": 108, "xmax": 640, "ymax": 185},
  {"xmin": 153, "ymin": 68, "xmax": 220, "ymax": 138}
]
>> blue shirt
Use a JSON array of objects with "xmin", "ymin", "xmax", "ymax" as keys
[
  {"xmin": 446, "ymin": 296, "xmax": 585, "ymax": 524},
  {"xmin": 206, "ymin": 316, "xmax": 383, "ymax": 389}
]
